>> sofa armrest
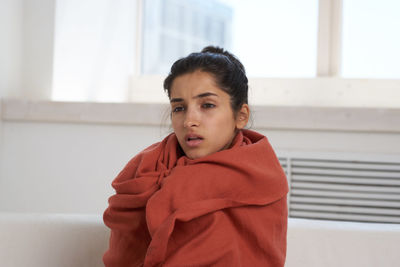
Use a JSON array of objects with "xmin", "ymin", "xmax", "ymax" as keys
[
  {"xmin": 286, "ymin": 218, "xmax": 400, "ymax": 267},
  {"xmin": 0, "ymin": 213, "xmax": 109, "ymax": 267}
]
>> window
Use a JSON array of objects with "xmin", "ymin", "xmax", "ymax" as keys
[
  {"xmin": 142, "ymin": 0, "xmax": 232, "ymax": 74},
  {"xmin": 341, "ymin": 0, "xmax": 400, "ymax": 79},
  {"xmin": 52, "ymin": 0, "xmax": 136, "ymax": 102},
  {"xmin": 227, "ymin": 0, "xmax": 318, "ymax": 77},
  {"xmin": 50, "ymin": 0, "xmax": 400, "ymax": 106},
  {"xmin": 141, "ymin": 0, "xmax": 319, "ymax": 77}
]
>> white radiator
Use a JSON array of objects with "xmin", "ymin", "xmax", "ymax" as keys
[{"xmin": 278, "ymin": 152, "xmax": 400, "ymax": 224}]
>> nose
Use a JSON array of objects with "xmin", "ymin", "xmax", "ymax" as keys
[{"xmin": 184, "ymin": 107, "xmax": 200, "ymax": 128}]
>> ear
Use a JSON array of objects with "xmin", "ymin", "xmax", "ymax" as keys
[{"xmin": 235, "ymin": 104, "xmax": 250, "ymax": 129}]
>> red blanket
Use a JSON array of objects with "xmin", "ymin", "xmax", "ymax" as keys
[{"xmin": 103, "ymin": 129, "xmax": 288, "ymax": 266}]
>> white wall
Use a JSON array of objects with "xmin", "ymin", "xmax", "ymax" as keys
[
  {"xmin": 0, "ymin": 0, "xmax": 55, "ymax": 99},
  {"xmin": 0, "ymin": 120, "xmax": 168, "ymax": 214},
  {"xmin": 21, "ymin": 0, "xmax": 55, "ymax": 99},
  {"xmin": 1, "ymin": 100, "xmax": 399, "ymax": 214},
  {"xmin": 0, "ymin": 0, "xmax": 56, "ymax": 189},
  {"xmin": 0, "ymin": 0, "xmax": 23, "ymax": 98}
]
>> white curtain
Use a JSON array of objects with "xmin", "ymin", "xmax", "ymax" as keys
[{"xmin": 52, "ymin": 0, "xmax": 136, "ymax": 102}]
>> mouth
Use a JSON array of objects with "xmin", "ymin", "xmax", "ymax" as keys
[{"xmin": 185, "ymin": 134, "xmax": 204, "ymax": 147}]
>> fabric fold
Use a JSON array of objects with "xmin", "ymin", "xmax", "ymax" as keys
[{"xmin": 103, "ymin": 129, "xmax": 288, "ymax": 267}]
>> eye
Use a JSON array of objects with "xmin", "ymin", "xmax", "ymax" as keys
[
  {"xmin": 202, "ymin": 103, "xmax": 216, "ymax": 109},
  {"xmin": 172, "ymin": 106, "xmax": 184, "ymax": 113}
]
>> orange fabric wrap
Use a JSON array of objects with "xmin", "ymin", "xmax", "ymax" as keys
[{"xmin": 103, "ymin": 129, "xmax": 288, "ymax": 266}]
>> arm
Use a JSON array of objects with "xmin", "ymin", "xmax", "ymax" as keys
[{"xmin": 161, "ymin": 196, "xmax": 288, "ymax": 267}]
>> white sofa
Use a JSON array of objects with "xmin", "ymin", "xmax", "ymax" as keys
[
  {"xmin": 1, "ymin": 213, "xmax": 399, "ymax": 267},
  {"xmin": 0, "ymin": 213, "xmax": 109, "ymax": 267},
  {"xmin": 286, "ymin": 218, "xmax": 400, "ymax": 267}
]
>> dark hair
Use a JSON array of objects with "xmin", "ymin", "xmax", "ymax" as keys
[{"xmin": 163, "ymin": 46, "xmax": 248, "ymax": 114}]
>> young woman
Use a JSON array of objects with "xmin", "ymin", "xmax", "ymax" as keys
[{"xmin": 103, "ymin": 46, "xmax": 288, "ymax": 266}]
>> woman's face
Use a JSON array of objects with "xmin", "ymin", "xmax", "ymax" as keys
[{"xmin": 170, "ymin": 70, "xmax": 248, "ymax": 160}]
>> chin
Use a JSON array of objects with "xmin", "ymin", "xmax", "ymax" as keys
[
  {"xmin": 185, "ymin": 153, "xmax": 202, "ymax": 160},
  {"xmin": 184, "ymin": 150, "xmax": 207, "ymax": 160}
]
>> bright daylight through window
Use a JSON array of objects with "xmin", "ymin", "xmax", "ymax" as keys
[
  {"xmin": 142, "ymin": 0, "xmax": 318, "ymax": 77},
  {"xmin": 341, "ymin": 0, "xmax": 400, "ymax": 79},
  {"xmin": 51, "ymin": 0, "xmax": 400, "ymax": 103}
]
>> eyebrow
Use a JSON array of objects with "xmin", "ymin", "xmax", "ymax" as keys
[{"xmin": 170, "ymin": 92, "xmax": 218, "ymax": 103}]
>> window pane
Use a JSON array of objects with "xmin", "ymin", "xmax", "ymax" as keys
[
  {"xmin": 228, "ymin": 0, "xmax": 318, "ymax": 77},
  {"xmin": 142, "ymin": 0, "xmax": 318, "ymax": 77},
  {"xmin": 142, "ymin": 0, "xmax": 233, "ymax": 74},
  {"xmin": 342, "ymin": 0, "xmax": 400, "ymax": 79},
  {"xmin": 52, "ymin": 0, "xmax": 136, "ymax": 102}
]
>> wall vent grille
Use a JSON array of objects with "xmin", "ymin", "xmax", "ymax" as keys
[{"xmin": 278, "ymin": 156, "xmax": 400, "ymax": 224}]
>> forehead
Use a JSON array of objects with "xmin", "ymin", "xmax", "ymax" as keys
[{"xmin": 170, "ymin": 71, "xmax": 223, "ymax": 97}]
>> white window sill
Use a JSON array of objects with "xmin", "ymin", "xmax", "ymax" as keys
[{"xmin": 1, "ymin": 98, "xmax": 400, "ymax": 133}]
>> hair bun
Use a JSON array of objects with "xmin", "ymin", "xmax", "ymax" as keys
[
  {"xmin": 201, "ymin": 46, "xmax": 246, "ymax": 74},
  {"xmin": 201, "ymin": 46, "xmax": 225, "ymax": 54}
]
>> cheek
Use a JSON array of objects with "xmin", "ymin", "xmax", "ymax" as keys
[
  {"xmin": 171, "ymin": 118, "xmax": 178, "ymax": 131},
  {"xmin": 171, "ymin": 115, "xmax": 183, "ymax": 134},
  {"xmin": 209, "ymin": 112, "xmax": 236, "ymax": 133}
]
